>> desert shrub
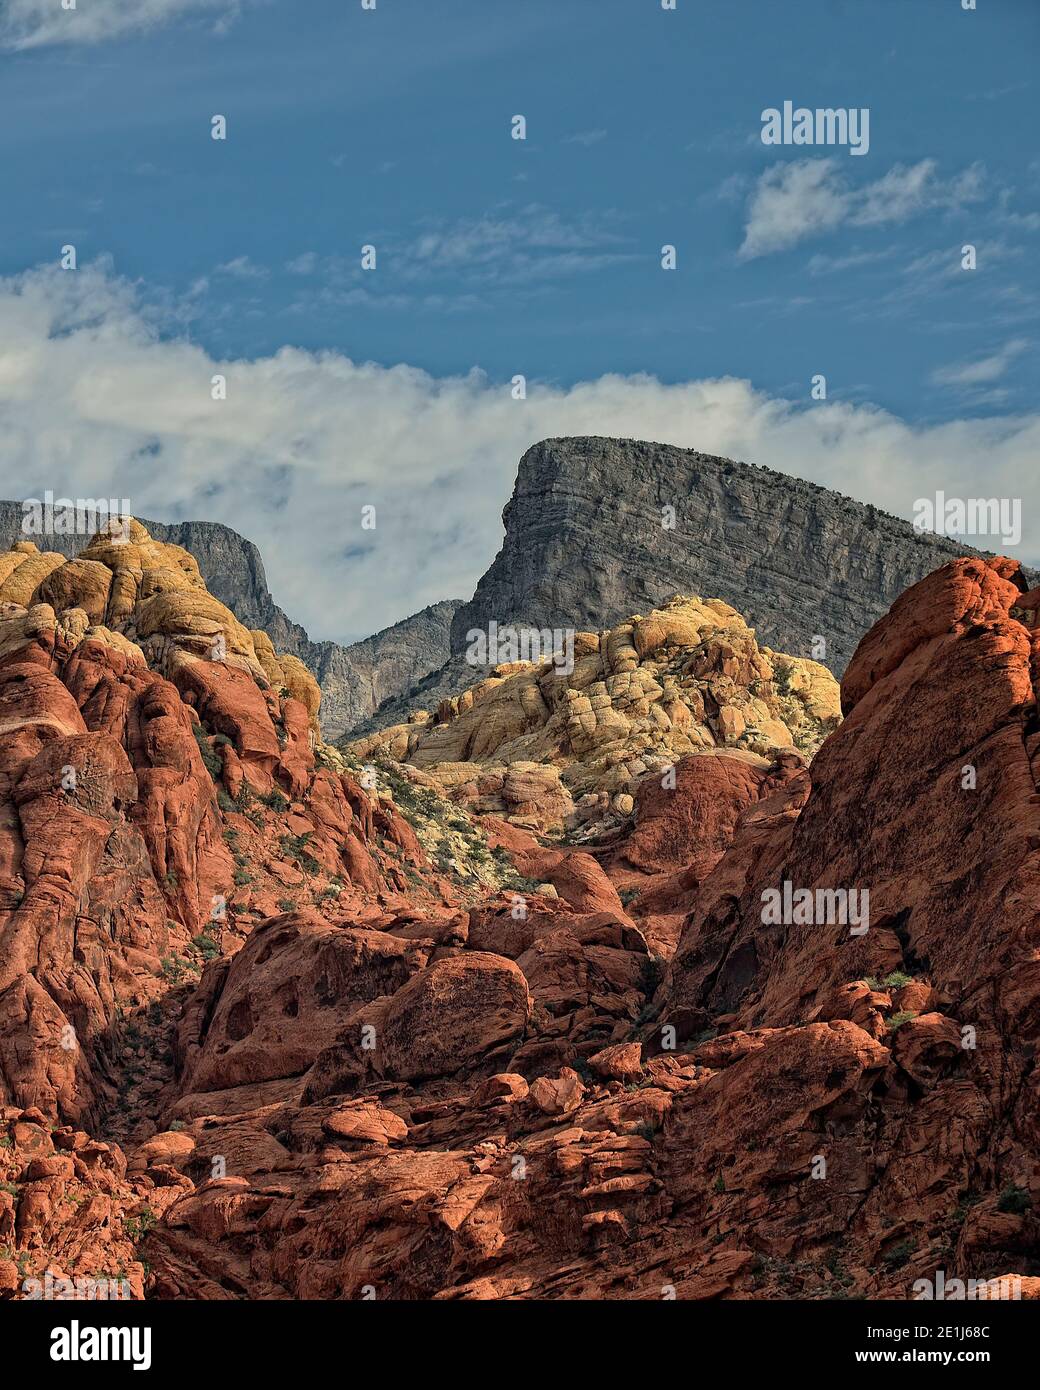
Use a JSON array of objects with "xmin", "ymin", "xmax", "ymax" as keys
[
  {"xmin": 191, "ymin": 723, "xmax": 222, "ymax": 778},
  {"xmin": 997, "ymin": 1183, "xmax": 1032, "ymax": 1215},
  {"xmin": 191, "ymin": 932, "xmax": 220, "ymax": 961},
  {"xmin": 881, "ymin": 1239, "xmax": 914, "ymax": 1269}
]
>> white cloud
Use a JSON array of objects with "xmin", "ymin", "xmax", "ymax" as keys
[
  {"xmin": 403, "ymin": 204, "xmax": 633, "ymax": 283},
  {"xmin": 739, "ymin": 158, "xmax": 985, "ymax": 259},
  {"xmin": 279, "ymin": 205, "xmax": 637, "ymax": 317},
  {"xmin": 0, "ymin": 0, "xmax": 246, "ymax": 50},
  {"xmin": 713, "ymin": 172, "xmax": 751, "ymax": 204},
  {"xmin": 215, "ymin": 256, "xmax": 268, "ymax": 280},
  {"xmin": 0, "ymin": 260, "xmax": 1036, "ymax": 645},
  {"xmin": 564, "ymin": 130, "xmax": 608, "ymax": 147},
  {"xmin": 806, "ymin": 248, "xmax": 889, "ymax": 275},
  {"xmin": 931, "ymin": 338, "xmax": 1030, "ymax": 387}
]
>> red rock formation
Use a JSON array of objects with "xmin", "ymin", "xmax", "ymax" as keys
[
  {"xmin": 0, "ymin": 532, "xmax": 432, "ymax": 1143},
  {"xmin": 133, "ymin": 556, "xmax": 1040, "ymax": 1301},
  {"xmin": 601, "ymin": 748, "xmax": 809, "ymax": 955},
  {"xmin": 4, "ymin": 547, "xmax": 1039, "ymax": 1305}
]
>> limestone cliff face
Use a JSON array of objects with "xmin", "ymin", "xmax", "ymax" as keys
[
  {"xmin": 304, "ymin": 600, "xmax": 462, "ymax": 738},
  {"xmin": 450, "ymin": 436, "xmax": 1017, "ymax": 677}
]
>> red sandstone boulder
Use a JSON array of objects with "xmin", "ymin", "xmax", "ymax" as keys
[
  {"xmin": 528, "ymin": 1067, "xmax": 586, "ymax": 1115},
  {"xmin": 178, "ymin": 911, "xmax": 423, "ymax": 1099},
  {"xmin": 588, "ymin": 1042, "xmax": 644, "ymax": 1082},
  {"xmin": 378, "ymin": 953, "xmax": 532, "ymax": 1082},
  {"xmin": 322, "ymin": 1099, "xmax": 409, "ymax": 1146}
]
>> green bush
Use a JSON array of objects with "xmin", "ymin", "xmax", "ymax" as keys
[
  {"xmin": 773, "ymin": 662, "xmax": 794, "ymax": 697},
  {"xmin": 867, "ymin": 970, "xmax": 912, "ymax": 990},
  {"xmin": 191, "ymin": 932, "xmax": 220, "ymax": 961},
  {"xmin": 279, "ymin": 833, "xmax": 320, "ymax": 874},
  {"xmin": 160, "ymin": 955, "xmax": 189, "ymax": 983},
  {"xmin": 191, "ymin": 722, "xmax": 223, "ymax": 778},
  {"xmin": 997, "ymin": 1183, "xmax": 1032, "ymax": 1215},
  {"xmin": 881, "ymin": 1240, "xmax": 914, "ymax": 1269}
]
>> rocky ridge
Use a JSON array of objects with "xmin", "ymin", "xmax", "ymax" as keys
[
  {"xmin": 9, "ymin": 438, "xmax": 1027, "ymax": 744},
  {"xmin": 350, "ymin": 593, "xmax": 840, "ymax": 848},
  {"xmin": 0, "ymin": 501, "xmax": 460, "ymax": 740},
  {"xmin": 352, "ymin": 434, "xmax": 1033, "ymax": 737},
  {"xmin": 452, "ymin": 436, "xmax": 1022, "ymax": 676},
  {"xmin": 1, "ymin": 521, "xmax": 1038, "ymax": 1303}
]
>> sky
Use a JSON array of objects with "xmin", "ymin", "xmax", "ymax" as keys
[{"xmin": 0, "ymin": 0, "xmax": 1037, "ymax": 643}]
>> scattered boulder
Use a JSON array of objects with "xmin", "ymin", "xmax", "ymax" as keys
[{"xmin": 378, "ymin": 953, "xmax": 532, "ymax": 1082}]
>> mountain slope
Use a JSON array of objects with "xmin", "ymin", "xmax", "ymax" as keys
[
  {"xmin": 451, "ymin": 436, "xmax": 1019, "ymax": 677},
  {"xmin": 304, "ymin": 599, "xmax": 461, "ymax": 737}
]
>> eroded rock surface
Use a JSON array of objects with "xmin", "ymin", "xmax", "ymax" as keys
[
  {"xmin": 2, "ymin": 536, "xmax": 1037, "ymax": 1305},
  {"xmin": 350, "ymin": 594, "xmax": 839, "ymax": 838},
  {"xmin": 0, "ymin": 527, "xmax": 432, "ymax": 1136},
  {"xmin": 139, "ymin": 556, "xmax": 1040, "ymax": 1302}
]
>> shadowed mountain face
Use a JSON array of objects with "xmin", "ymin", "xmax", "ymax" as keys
[
  {"xmin": 0, "ymin": 503, "xmax": 459, "ymax": 739},
  {"xmin": 302, "ymin": 599, "xmax": 462, "ymax": 737},
  {"xmin": 450, "ymin": 437, "xmax": 1022, "ymax": 677}
]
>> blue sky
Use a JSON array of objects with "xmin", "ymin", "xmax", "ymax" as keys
[
  {"xmin": 4, "ymin": 0, "xmax": 1037, "ymax": 416},
  {"xmin": 0, "ymin": 0, "xmax": 1036, "ymax": 642}
]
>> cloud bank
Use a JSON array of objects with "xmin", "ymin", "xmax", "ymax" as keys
[{"xmin": 0, "ymin": 260, "xmax": 1035, "ymax": 643}]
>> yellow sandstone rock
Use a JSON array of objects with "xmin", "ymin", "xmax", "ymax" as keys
[
  {"xmin": 347, "ymin": 594, "xmax": 841, "ymax": 834},
  {"xmin": 0, "ymin": 523, "xmax": 324, "ymax": 742}
]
